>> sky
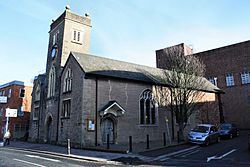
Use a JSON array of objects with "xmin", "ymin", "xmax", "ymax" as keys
[{"xmin": 1, "ymin": 0, "xmax": 250, "ymax": 86}]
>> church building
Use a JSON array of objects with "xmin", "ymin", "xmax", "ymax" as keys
[{"xmin": 29, "ymin": 6, "xmax": 222, "ymax": 148}]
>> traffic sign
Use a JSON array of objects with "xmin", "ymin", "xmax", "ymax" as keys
[{"xmin": 5, "ymin": 108, "xmax": 17, "ymax": 117}]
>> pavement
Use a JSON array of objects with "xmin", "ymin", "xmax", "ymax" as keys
[
  {"xmin": 0, "ymin": 139, "xmax": 186, "ymax": 165},
  {"xmin": 0, "ymin": 141, "xmax": 156, "ymax": 165}
]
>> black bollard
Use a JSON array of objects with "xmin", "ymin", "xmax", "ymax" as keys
[
  {"xmin": 146, "ymin": 134, "xmax": 149, "ymax": 149},
  {"xmin": 129, "ymin": 136, "xmax": 132, "ymax": 152},
  {"xmin": 107, "ymin": 134, "xmax": 110, "ymax": 149},
  {"xmin": 177, "ymin": 131, "xmax": 180, "ymax": 143},
  {"xmin": 163, "ymin": 132, "xmax": 166, "ymax": 146}
]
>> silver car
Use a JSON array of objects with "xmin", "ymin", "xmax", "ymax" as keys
[{"xmin": 188, "ymin": 124, "xmax": 220, "ymax": 146}]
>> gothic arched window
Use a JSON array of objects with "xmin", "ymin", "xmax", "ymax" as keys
[
  {"xmin": 139, "ymin": 89, "xmax": 158, "ymax": 125},
  {"xmin": 34, "ymin": 84, "xmax": 41, "ymax": 101},
  {"xmin": 63, "ymin": 68, "xmax": 73, "ymax": 93},
  {"xmin": 48, "ymin": 66, "xmax": 56, "ymax": 98}
]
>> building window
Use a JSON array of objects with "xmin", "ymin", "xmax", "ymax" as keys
[
  {"xmin": 241, "ymin": 71, "xmax": 250, "ymax": 84},
  {"xmin": 33, "ymin": 107, "xmax": 39, "ymax": 120},
  {"xmin": 48, "ymin": 66, "xmax": 56, "ymax": 98},
  {"xmin": 0, "ymin": 108, "xmax": 3, "ymax": 117},
  {"xmin": 72, "ymin": 30, "xmax": 82, "ymax": 44},
  {"xmin": 52, "ymin": 30, "xmax": 59, "ymax": 46},
  {"xmin": 139, "ymin": 89, "xmax": 157, "ymax": 125},
  {"xmin": 226, "ymin": 73, "xmax": 235, "ymax": 87},
  {"xmin": 77, "ymin": 32, "xmax": 80, "ymax": 41},
  {"xmin": 208, "ymin": 77, "xmax": 218, "ymax": 86},
  {"xmin": 63, "ymin": 68, "xmax": 73, "ymax": 93},
  {"xmin": 35, "ymin": 85, "xmax": 41, "ymax": 101},
  {"xmin": 62, "ymin": 99, "xmax": 71, "ymax": 118},
  {"xmin": 8, "ymin": 89, "xmax": 11, "ymax": 98},
  {"xmin": 19, "ymin": 89, "xmax": 25, "ymax": 98},
  {"xmin": 14, "ymin": 124, "xmax": 29, "ymax": 139}
]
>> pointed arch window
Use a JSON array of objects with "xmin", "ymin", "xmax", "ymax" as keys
[
  {"xmin": 63, "ymin": 68, "xmax": 73, "ymax": 93},
  {"xmin": 139, "ymin": 89, "xmax": 158, "ymax": 125},
  {"xmin": 34, "ymin": 84, "xmax": 41, "ymax": 101},
  {"xmin": 48, "ymin": 66, "xmax": 56, "ymax": 98}
]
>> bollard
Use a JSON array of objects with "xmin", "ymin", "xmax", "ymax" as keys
[
  {"xmin": 146, "ymin": 134, "xmax": 149, "ymax": 149},
  {"xmin": 177, "ymin": 131, "xmax": 180, "ymax": 144},
  {"xmin": 163, "ymin": 132, "xmax": 166, "ymax": 146},
  {"xmin": 67, "ymin": 139, "xmax": 71, "ymax": 155},
  {"xmin": 129, "ymin": 136, "xmax": 132, "ymax": 152},
  {"xmin": 107, "ymin": 134, "xmax": 110, "ymax": 149},
  {"xmin": 248, "ymin": 134, "xmax": 250, "ymax": 153}
]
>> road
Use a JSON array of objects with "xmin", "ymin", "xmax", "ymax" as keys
[
  {"xmin": 140, "ymin": 130, "xmax": 250, "ymax": 166},
  {"xmin": 0, "ymin": 148, "xmax": 123, "ymax": 167},
  {"xmin": 0, "ymin": 131, "xmax": 250, "ymax": 167}
]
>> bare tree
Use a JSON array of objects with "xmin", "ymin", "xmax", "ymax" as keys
[{"xmin": 154, "ymin": 46, "xmax": 207, "ymax": 140}]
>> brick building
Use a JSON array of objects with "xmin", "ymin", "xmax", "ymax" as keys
[
  {"xmin": 156, "ymin": 42, "xmax": 250, "ymax": 129},
  {"xmin": 0, "ymin": 80, "xmax": 32, "ymax": 140},
  {"xmin": 29, "ymin": 7, "xmax": 222, "ymax": 147}
]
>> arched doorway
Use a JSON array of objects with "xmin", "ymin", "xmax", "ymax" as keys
[
  {"xmin": 44, "ymin": 114, "xmax": 52, "ymax": 143},
  {"xmin": 99, "ymin": 101, "xmax": 126, "ymax": 145},
  {"xmin": 101, "ymin": 117, "xmax": 115, "ymax": 144}
]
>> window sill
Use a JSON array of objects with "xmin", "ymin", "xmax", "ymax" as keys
[
  {"xmin": 33, "ymin": 118, "xmax": 38, "ymax": 121},
  {"xmin": 139, "ymin": 124, "xmax": 158, "ymax": 127},
  {"xmin": 62, "ymin": 90, "xmax": 72, "ymax": 94},
  {"xmin": 71, "ymin": 40, "xmax": 82, "ymax": 45},
  {"xmin": 61, "ymin": 117, "xmax": 70, "ymax": 120}
]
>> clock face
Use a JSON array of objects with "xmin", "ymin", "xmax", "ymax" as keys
[{"xmin": 51, "ymin": 47, "xmax": 57, "ymax": 58}]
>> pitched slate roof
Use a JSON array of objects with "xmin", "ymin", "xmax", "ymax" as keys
[{"xmin": 70, "ymin": 52, "xmax": 222, "ymax": 93}]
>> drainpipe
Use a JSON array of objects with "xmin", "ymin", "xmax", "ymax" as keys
[
  {"xmin": 37, "ymin": 83, "xmax": 43, "ymax": 142},
  {"xmin": 217, "ymin": 93, "xmax": 224, "ymax": 123},
  {"xmin": 170, "ymin": 88, "xmax": 175, "ymax": 140},
  {"xmin": 95, "ymin": 77, "xmax": 98, "ymax": 146},
  {"xmin": 56, "ymin": 74, "xmax": 61, "ymax": 143}
]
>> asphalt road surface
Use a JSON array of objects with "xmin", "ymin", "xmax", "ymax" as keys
[
  {"xmin": 0, "ymin": 148, "xmax": 124, "ymax": 167},
  {"xmin": 140, "ymin": 130, "xmax": 250, "ymax": 166}
]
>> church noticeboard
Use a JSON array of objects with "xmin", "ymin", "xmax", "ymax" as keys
[{"xmin": 87, "ymin": 119, "xmax": 95, "ymax": 131}]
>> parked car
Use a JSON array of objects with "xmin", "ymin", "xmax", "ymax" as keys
[
  {"xmin": 219, "ymin": 123, "xmax": 239, "ymax": 139},
  {"xmin": 188, "ymin": 124, "xmax": 220, "ymax": 146}
]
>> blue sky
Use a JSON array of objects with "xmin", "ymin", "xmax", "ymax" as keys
[{"xmin": 1, "ymin": 0, "xmax": 250, "ymax": 85}]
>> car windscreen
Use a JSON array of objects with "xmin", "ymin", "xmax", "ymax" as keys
[
  {"xmin": 192, "ymin": 126, "xmax": 209, "ymax": 133},
  {"xmin": 219, "ymin": 124, "xmax": 232, "ymax": 130}
]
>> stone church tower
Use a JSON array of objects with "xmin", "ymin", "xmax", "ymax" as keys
[{"xmin": 31, "ymin": 6, "xmax": 91, "ymax": 143}]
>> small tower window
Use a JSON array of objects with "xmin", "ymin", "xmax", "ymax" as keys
[
  {"xmin": 73, "ymin": 31, "xmax": 77, "ymax": 41},
  {"xmin": 52, "ymin": 30, "xmax": 59, "ymax": 46},
  {"xmin": 48, "ymin": 66, "xmax": 56, "ymax": 98},
  {"xmin": 72, "ymin": 29, "xmax": 82, "ymax": 44}
]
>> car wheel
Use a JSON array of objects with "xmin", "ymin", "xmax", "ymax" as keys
[
  {"xmin": 230, "ymin": 134, "xmax": 233, "ymax": 139},
  {"xmin": 205, "ymin": 139, "xmax": 210, "ymax": 146}
]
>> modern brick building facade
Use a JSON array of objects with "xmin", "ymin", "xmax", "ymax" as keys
[
  {"xmin": 0, "ymin": 81, "xmax": 32, "ymax": 140},
  {"xmin": 156, "ymin": 42, "xmax": 250, "ymax": 129},
  {"xmin": 29, "ymin": 7, "xmax": 222, "ymax": 148}
]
